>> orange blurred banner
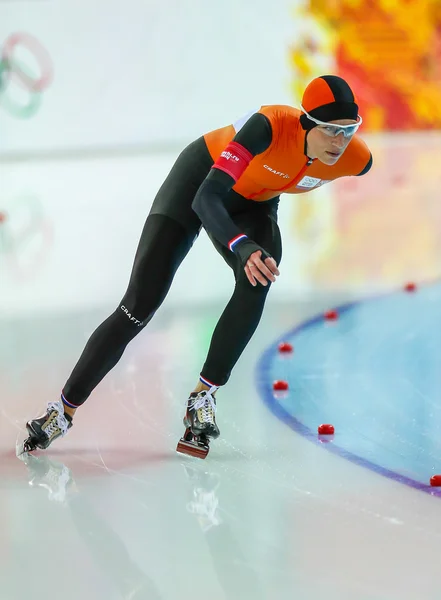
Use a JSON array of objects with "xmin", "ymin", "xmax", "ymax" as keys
[{"xmin": 290, "ymin": 0, "xmax": 441, "ymax": 131}]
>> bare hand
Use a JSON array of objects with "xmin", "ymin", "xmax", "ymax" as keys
[{"xmin": 244, "ymin": 250, "xmax": 280, "ymax": 287}]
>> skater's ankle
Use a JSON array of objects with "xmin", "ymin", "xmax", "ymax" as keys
[
  {"xmin": 193, "ymin": 382, "xmax": 217, "ymax": 395},
  {"xmin": 63, "ymin": 405, "xmax": 76, "ymax": 420},
  {"xmin": 60, "ymin": 394, "xmax": 77, "ymax": 419}
]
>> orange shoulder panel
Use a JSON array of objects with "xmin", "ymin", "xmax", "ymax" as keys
[
  {"xmin": 203, "ymin": 106, "xmax": 372, "ymax": 201},
  {"xmin": 203, "ymin": 125, "xmax": 236, "ymax": 162}
]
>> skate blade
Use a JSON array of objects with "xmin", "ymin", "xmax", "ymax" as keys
[
  {"xmin": 176, "ymin": 438, "xmax": 209, "ymax": 460},
  {"xmin": 16, "ymin": 437, "xmax": 37, "ymax": 459}
]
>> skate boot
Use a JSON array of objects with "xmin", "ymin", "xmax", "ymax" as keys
[
  {"xmin": 176, "ymin": 387, "xmax": 220, "ymax": 459},
  {"xmin": 17, "ymin": 399, "xmax": 73, "ymax": 455}
]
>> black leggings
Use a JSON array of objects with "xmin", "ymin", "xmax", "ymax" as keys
[{"xmin": 62, "ymin": 141, "xmax": 282, "ymax": 407}]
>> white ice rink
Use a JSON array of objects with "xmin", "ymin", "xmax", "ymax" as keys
[{"xmin": 1, "ymin": 301, "xmax": 441, "ymax": 600}]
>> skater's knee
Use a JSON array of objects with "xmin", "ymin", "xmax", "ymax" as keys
[
  {"xmin": 119, "ymin": 283, "xmax": 162, "ymax": 326},
  {"xmin": 117, "ymin": 301, "xmax": 151, "ymax": 329},
  {"xmin": 237, "ymin": 274, "xmax": 273, "ymax": 298},
  {"xmin": 120, "ymin": 275, "xmax": 171, "ymax": 326}
]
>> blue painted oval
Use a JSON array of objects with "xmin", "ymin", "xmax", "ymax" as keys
[{"xmin": 256, "ymin": 283, "xmax": 441, "ymax": 497}]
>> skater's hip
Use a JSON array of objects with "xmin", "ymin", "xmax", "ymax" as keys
[{"xmin": 149, "ymin": 137, "xmax": 279, "ymax": 237}]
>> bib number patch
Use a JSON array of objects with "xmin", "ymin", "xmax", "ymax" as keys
[{"xmin": 296, "ymin": 176, "xmax": 322, "ymax": 188}]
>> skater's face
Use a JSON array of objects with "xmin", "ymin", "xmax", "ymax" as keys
[{"xmin": 306, "ymin": 119, "xmax": 358, "ymax": 165}]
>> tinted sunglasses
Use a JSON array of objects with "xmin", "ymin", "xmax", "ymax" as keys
[{"xmin": 300, "ymin": 105, "xmax": 362, "ymax": 138}]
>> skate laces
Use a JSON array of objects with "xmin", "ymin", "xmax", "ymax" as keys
[
  {"xmin": 45, "ymin": 401, "xmax": 69, "ymax": 438},
  {"xmin": 189, "ymin": 387, "xmax": 217, "ymax": 425}
]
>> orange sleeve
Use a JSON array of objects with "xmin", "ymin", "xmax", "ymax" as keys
[
  {"xmin": 348, "ymin": 137, "xmax": 373, "ymax": 176},
  {"xmin": 257, "ymin": 105, "xmax": 302, "ymax": 146}
]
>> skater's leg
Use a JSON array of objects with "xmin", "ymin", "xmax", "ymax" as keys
[
  {"xmin": 58, "ymin": 138, "xmax": 213, "ymax": 415},
  {"xmin": 22, "ymin": 138, "xmax": 216, "ymax": 453},
  {"xmin": 21, "ymin": 214, "xmax": 198, "ymax": 454},
  {"xmin": 177, "ymin": 211, "xmax": 281, "ymax": 457},
  {"xmin": 60, "ymin": 138, "xmax": 214, "ymax": 413},
  {"xmin": 62, "ymin": 214, "xmax": 198, "ymax": 410},
  {"xmin": 20, "ymin": 214, "xmax": 199, "ymax": 454},
  {"xmin": 199, "ymin": 211, "xmax": 282, "ymax": 387}
]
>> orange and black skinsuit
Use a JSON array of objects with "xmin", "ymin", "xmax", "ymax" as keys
[{"xmin": 61, "ymin": 105, "xmax": 372, "ymax": 408}]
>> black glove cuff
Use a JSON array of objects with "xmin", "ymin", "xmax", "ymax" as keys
[{"xmin": 232, "ymin": 238, "xmax": 271, "ymax": 266}]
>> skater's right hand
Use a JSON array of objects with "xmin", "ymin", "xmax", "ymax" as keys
[
  {"xmin": 232, "ymin": 238, "xmax": 279, "ymax": 287},
  {"xmin": 244, "ymin": 250, "xmax": 279, "ymax": 287}
]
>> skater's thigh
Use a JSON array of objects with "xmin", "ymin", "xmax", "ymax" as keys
[
  {"xmin": 149, "ymin": 136, "xmax": 212, "ymax": 235},
  {"xmin": 241, "ymin": 210, "xmax": 282, "ymax": 265},
  {"xmin": 210, "ymin": 209, "xmax": 282, "ymax": 275},
  {"xmin": 127, "ymin": 137, "xmax": 214, "ymax": 287},
  {"xmin": 123, "ymin": 213, "xmax": 198, "ymax": 315},
  {"xmin": 128, "ymin": 213, "xmax": 198, "ymax": 285}
]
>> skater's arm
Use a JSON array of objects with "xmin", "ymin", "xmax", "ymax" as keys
[
  {"xmin": 192, "ymin": 113, "xmax": 271, "ymax": 249},
  {"xmin": 192, "ymin": 114, "xmax": 279, "ymax": 285},
  {"xmin": 192, "ymin": 168, "xmax": 251, "ymax": 248}
]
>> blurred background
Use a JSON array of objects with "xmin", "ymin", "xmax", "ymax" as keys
[
  {"xmin": 2, "ymin": 0, "xmax": 441, "ymax": 319},
  {"xmin": 3, "ymin": 4, "xmax": 441, "ymax": 599}
]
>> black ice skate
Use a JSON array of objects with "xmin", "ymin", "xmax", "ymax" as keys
[
  {"xmin": 176, "ymin": 387, "xmax": 220, "ymax": 459},
  {"xmin": 17, "ymin": 400, "xmax": 72, "ymax": 456}
]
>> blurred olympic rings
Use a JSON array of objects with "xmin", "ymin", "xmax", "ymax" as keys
[
  {"xmin": 0, "ymin": 32, "xmax": 54, "ymax": 119},
  {"xmin": 0, "ymin": 196, "xmax": 54, "ymax": 282}
]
